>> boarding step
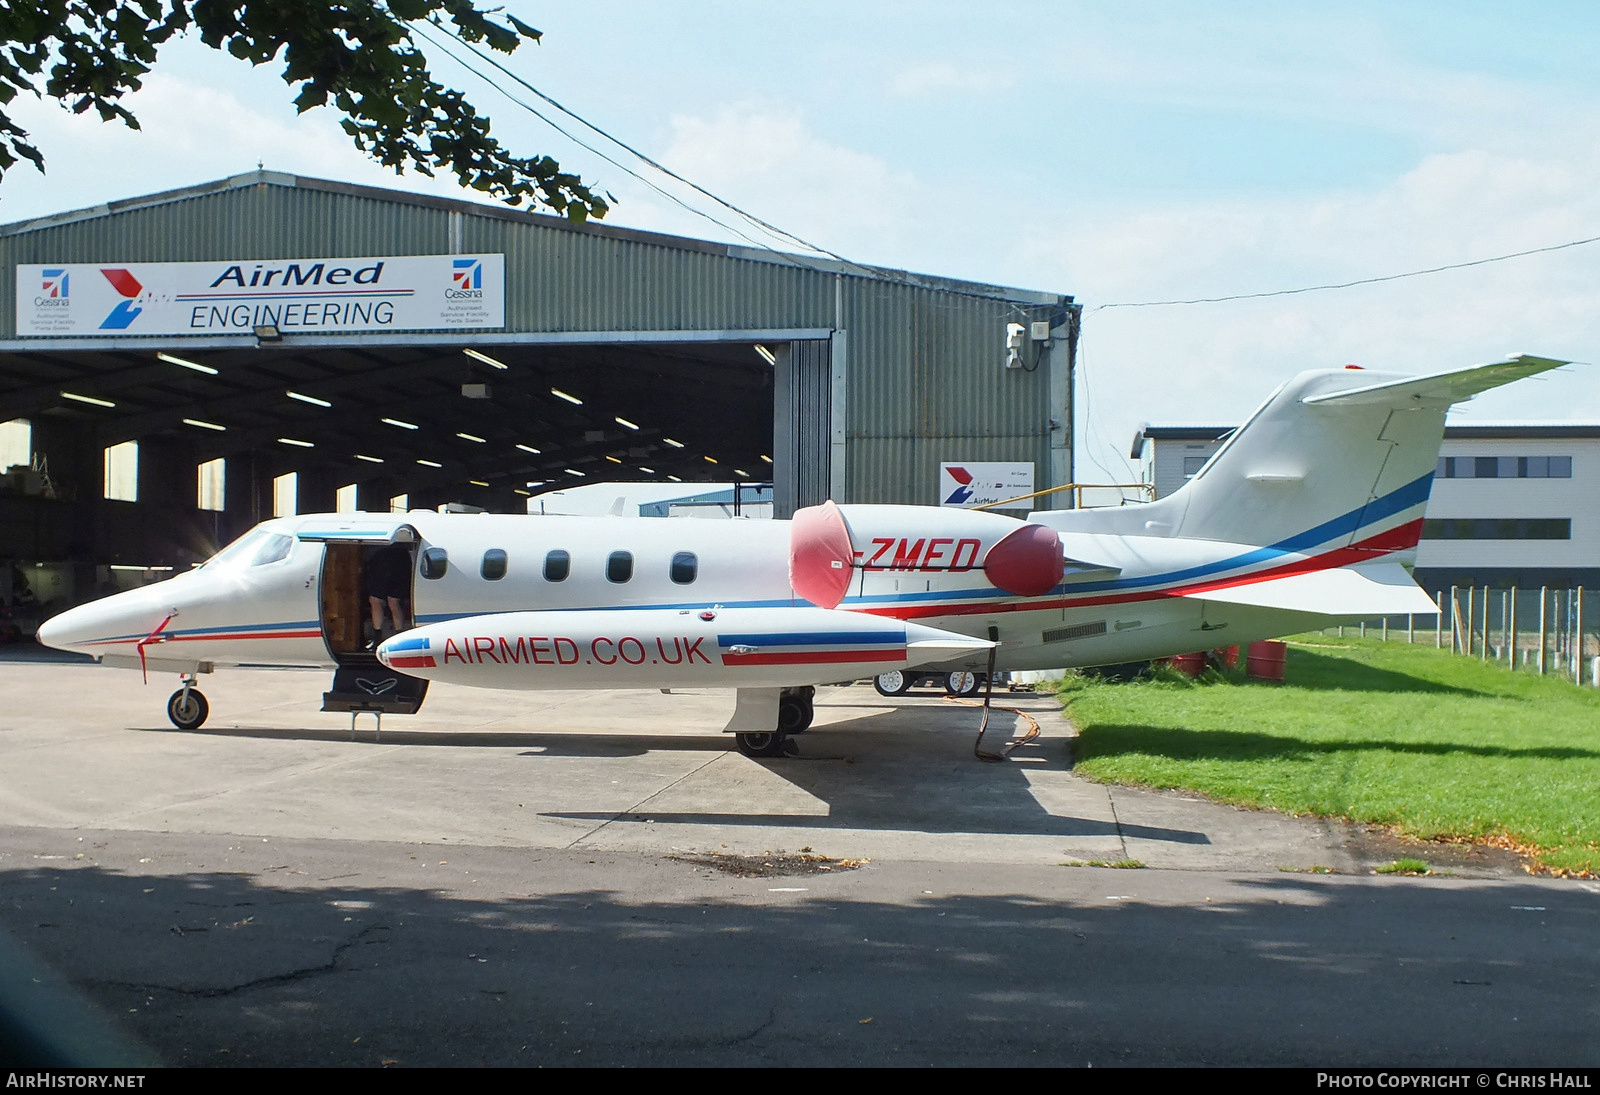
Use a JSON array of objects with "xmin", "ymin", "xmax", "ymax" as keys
[{"xmin": 321, "ymin": 663, "xmax": 429, "ymax": 714}]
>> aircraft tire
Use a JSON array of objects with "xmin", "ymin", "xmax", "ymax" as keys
[
  {"xmin": 777, "ymin": 694, "xmax": 810, "ymax": 735},
  {"xmin": 167, "ymin": 688, "xmax": 209, "ymax": 731},
  {"xmin": 873, "ymin": 671, "xmax": 911, "ymax": 696},
  {"xmin": 734, "ymin": 731, "xmax": 787, "ymax": 759},
  {"xmin": 945, "ymin": 671, "xmax": 981, "ymax": 697}
]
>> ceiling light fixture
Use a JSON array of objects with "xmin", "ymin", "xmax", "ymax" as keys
[
  {"xmin": 563, "ymin": 468, "xmax": 585, "ymax": 477},
  {"xmin": 158, "ymin": 352, "xmax": 218, "ymax": 375},
  {"xmin": 550, "ymin": 388, "xmax": 583, "ymax": 405},
  {"xmin": 513, "ymin": 488, "xmax": 531, "ymax": 496},
  {"xmin": 614, "ymin": 416, "xmax": 639, "ymax": 430},
  {"xmin": 277, "ymin": 437, "xmax": 314, "ymax": 448},
  {"xmin": 355, "ymin": 454, "xmax": 385, "ymax": 463},
  {"xmin": 469, "ymin": 479, "xmax": 490, "ymax": 487},
  {"xmin": 663, "ymin": 437, "xmax": 685, "ymax": 448},
  {"xmin": 382, "ymin": 417, "xmax": 419, "ymax": 430},
  {"xmin": 754, "ymin": 344, "xmax": 776, "ymax": 365},
  {"xmin": 61, "ymin": 391, "xmax": 115, "ymax": 408},
  {"xmin": 456, "ymin": 432, "xmax": 487, "ymax": 443},
  {"xmin": 464, "ymin": 348, "xmax": 509, "ymax": 370},
  {"xmin": 760, "ymin": 454, "xmax": 773, "ymax": 463},
  {"xmin": 287, "ymin": 390, "xmax": 331, "ymax": 407},
  {"xmin": 638, "ymin": 467, "xmax": 655, "ymax": 474},
  {"xmin": 703, "ymin": 455, "xmax": 718, "ymax": 464},
  {"xmin": 516, "ymin": 444, "xmax": 541, "ymax": 455},
  {"xmin": 605, "ymin": 455, "xmax": 622, "ymax": 464},
  {"xmin": 182, "ymin": 418, "xmax": 226, "ymax": 431},
  {"xmin": 416, "ymin": 459, "xmax": 442, "ymax": 468}
]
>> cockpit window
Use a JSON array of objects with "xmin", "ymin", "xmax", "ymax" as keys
[
  {"xmin": 200, "ymin": 530, "xmax": 268, "ymax": 570},
  {"xmin": 250, "ymin": 533, "xmax": 294, "ymax": 566}
]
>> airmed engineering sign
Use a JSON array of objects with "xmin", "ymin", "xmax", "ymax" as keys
[{"xmin": 16, "ymin": 254, "xmax": 505, "ymax": 336}]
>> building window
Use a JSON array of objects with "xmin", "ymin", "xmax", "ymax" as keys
[
  {"xmin": 272, "ymin": 472, "xmax": 298, "ymax": 517},
  {"xmin": 481, "ymin": 548, "xmax": 508, "ymax": 581},
  {"xmin": 1437, "ymin": 455, "xmax": 1574, "ymax": 479},
  {"xmin": 670, "ymin": 551, "xmax": 698, "ymax": 584},
  {"xmin": 606, "ymin": 550, "xmax": 633, "ymax": 583},
  {"xmin": 197, "ymin": 458, "xmax": 226, "ymax": 512},
  {"xmin": 336, "ymin": 483, "xmax": 358, "ymax": 513},
  {"xmin": 1421, "ymin": 518, "xmax": 1571, "ymax": 540},
  {"xmin": 0, "ymin": 419, "xmax": 30, "ymax": 470},
  {"xmin": 104, "ymin": 441, "xmax": 138, "ymax": 502},
  {"xmin": 390, "ymin": 494, "xmax": 409, "ymax": 513},
  {"xmin": 1182, "ymin": 456, "xmax": 1208, "ymax": 477}
]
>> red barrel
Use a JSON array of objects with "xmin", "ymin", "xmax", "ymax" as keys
[
  {"xmin": 1167, "ymin": 652, "xmax": 1207, "ymax": 677},
  {"xmin": 1246, "ymin": 640, "xmax": 1287, "ymax": 681},
  {"xmin": 1218, "ymin": 645, "xmax": 1241, "ymax": 668}
]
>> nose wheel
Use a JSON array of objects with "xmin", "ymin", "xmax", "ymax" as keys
[
  {"xmin": 734, "ymin": 688, "xmax": 812, "ymax": 758},
  {"xmin": 167, "ymin": 679, "xmax": 209, "ymax": 730}
]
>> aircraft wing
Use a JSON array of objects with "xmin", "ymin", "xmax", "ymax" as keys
[
  {"xmin": 1183, "ymin": 562, "xmax": 1439, "ymax": 617},
  {"xmin": 1301, "ymin": 354, "xmax": 1570, "ymax": 407}
]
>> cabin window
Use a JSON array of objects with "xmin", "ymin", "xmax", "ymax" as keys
[
  {"xmin": 544, "ymin": 550, "xmax": 570, "ymax": 582},
  {"xmin": 251, "ymin": 533, "xmax": 293, "ymax": 566},
  {"xmin": 420, "ymin": 546, "xmax": 448, "ymax": 579},
  {"xmin": 606, "ymin": 550, "xmax": 633, "ymax": 583},
  {"xmin": 670, "ymin": 551, "xmax": 698, "ymax": 584},
  {"xmin": 481, "ymin": 549, "xmax": 508, "ymax": 581}
]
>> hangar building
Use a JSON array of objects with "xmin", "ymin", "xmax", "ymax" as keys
[{"xmin": 0, "ymin": 171, "xmax": 1077, "ymax": 624}]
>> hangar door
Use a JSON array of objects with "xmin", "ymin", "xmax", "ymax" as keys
[{"xmin": 772, "ymin": 338, "xmax": 834, "ymax": 519}]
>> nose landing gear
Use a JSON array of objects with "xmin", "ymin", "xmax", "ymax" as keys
[{"xmin": 166, "ymin": 675, "xmax": 209, "ymax": 730}]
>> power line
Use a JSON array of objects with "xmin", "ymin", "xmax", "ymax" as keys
[
  {"xmin": 424, "ymin": 18, "xmax": 871, "ymax": 272},
  {"xmin": 1097, "ymin": 233, "xmax": 1600, "ymax": 309}
]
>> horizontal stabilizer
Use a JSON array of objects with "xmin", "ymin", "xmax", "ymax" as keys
[
  {"xmin": 1185, "ymin": 563, "xmax": 1438, "ymax": 617},
  {"xmin": 1302, "ymin": 354, "xmax": 1569, "ymax": 407}
]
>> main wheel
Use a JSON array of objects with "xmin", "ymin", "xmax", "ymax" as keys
[
  {"xmin": 777, "ymin": 694, "xmax": 810, "ymax": 735},
  {"xmin": 945, "ymin": 671, "xmax": 981, "ymax": 697},
  {"xmin": 873, "ymin": 671, "xmax": 911, "ymax": 696},
  {"xmin": 734, "ymin": 731, "xmax": 787, "ymax": 759},
  {"xmin": 167, "ymin": 688, "xmax": 209, "ymax": 730}
]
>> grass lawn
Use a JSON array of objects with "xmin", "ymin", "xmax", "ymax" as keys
[{"xmin": 1055, "ymin": 635, "xmax": 1600, "ymax": 875}]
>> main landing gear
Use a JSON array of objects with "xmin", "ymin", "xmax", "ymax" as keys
[
  {"xmin": 166, "ymin": 675, "xmax": 209, "ymax": 730},
  {"xmin": 733, "ymin": 686, "xmax": 814, "ymax": 759}
]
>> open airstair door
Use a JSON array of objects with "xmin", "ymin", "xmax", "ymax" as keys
[{"xmin": 295, "ymin": 519, "xmax": 429, "ymax": 716}]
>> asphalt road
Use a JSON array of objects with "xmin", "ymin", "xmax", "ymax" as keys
[{"xmin": 1, "ymin": 661, "xmax": 1595, "ymax": 1067}]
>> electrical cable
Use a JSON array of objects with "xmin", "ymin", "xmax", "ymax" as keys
[{"xmin": 1096, "ymin": 233, "xmax": 1600, "ymax": 309}]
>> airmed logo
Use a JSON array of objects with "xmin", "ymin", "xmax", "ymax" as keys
[
  {"xmin": 98, "ymin": 268, "xmax": 144, "ymax": 330},
  {"xmin": 943, "ymin": 465, "xmax": 975, "ymax": 505},
  {"xmin": 447, "ymin": 258, "xmax": 483, "ymax": 299}
]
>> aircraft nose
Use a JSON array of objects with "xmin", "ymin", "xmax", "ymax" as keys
[{"xmin": 36, "ymin": 592, "xmax": 161, "ymax": 655}]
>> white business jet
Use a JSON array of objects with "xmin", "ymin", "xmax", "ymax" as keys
[{"xmin": 36, "ymin": 355, "xmax": 1567, "ymax": 757}]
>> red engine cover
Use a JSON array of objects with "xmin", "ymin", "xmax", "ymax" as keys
[
  {"xmin": 789, "ymin": 501, "xmax": 854, "ymax": 609},
  {"xmin": 984, "ymin": 524, "xmax": 1065, "ymax": 597}
]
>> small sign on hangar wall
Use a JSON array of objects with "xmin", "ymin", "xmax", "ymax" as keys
[{"xmin": 938, "ymin": 462, "xmax": 1035, "ymax": 510}]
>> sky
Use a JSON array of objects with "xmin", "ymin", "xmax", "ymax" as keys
[{"xmin": 4, "ymin": 1, "xmax": 1598, "ymax": 496}]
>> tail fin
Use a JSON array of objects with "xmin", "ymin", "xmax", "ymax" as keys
[{"xmin": 1160, "ymin": 354, "xmax": 1569, "ymax": 553}]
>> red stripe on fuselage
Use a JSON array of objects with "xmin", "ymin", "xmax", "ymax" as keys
[{"xmin": 865, "ymin": 519, "xmax": 1424, "ymax": 620}]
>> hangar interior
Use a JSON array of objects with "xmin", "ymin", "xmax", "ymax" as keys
[{"xmin": 0, "ymin": 171, "xmax": 1077, "ymax": 634}]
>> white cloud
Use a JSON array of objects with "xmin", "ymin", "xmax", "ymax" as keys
[{"xmin": 888, "ymin": 62, "xmax": 1015, "ymax": 99}]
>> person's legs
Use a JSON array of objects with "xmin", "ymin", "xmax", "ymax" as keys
[
  {"xmin": 368, "ymin": 595, "xmax": 385, "ymax": 632},
  {"xmin": 386, "ymin": 596, "xmax": 408, "ymax": 632}
]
